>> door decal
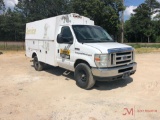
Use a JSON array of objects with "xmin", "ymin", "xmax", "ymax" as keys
[{"xmin": 60, "ymin": 48, "xmax": 70, "ymax": 59}]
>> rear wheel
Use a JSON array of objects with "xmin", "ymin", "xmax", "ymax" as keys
[
  {"xmin": 74, "ymin": 63, "xmax": 95, "ymax": 90},
  {"xmin": 33, "ymin": 56, "xmax": 44, "ymax": 71}
]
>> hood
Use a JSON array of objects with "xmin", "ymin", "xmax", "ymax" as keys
[{"xmin": 84, "ymin": 42, "xmax": 133, "ymax": 53}]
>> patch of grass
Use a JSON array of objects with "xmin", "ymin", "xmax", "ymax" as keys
[
  {"xmin": 0, "ymin": 45, "xmax": 25, "ymax": 51},
  {"xmin": 135, "ymin": 48, "xmax": 160, "ymax": 53},
  {"xmin": 127, "ymin": 43, "xmax": 160, "ymax": 48},
  {"xmin": 0, "ymin": 45, "xmax": 5, "ymax": 50},
  {"xmin": 126, "ymin": 43, "xmax": 160, "ymax": 53}
]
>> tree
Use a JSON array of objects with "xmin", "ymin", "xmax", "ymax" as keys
[
  {"xmin": 144, "ymin": 0, "xmax": 160, "ymax": 42},
  {"xmin": 0, "ymin": 8, "xmax": 25, "ymax": 41},
  {"xmin": 153, "ymin": 13, "xmax": 160, "ymax": 42},
  {"xmin": 0, "ymin": 0, "xmax": 5, "ymax": 40},
  {"xmin": 0, "ymin": 0, "xmax": 124, "ymax": 41},
  {"xmin": 14, "ymin": 0, "xmax": 71, "ymax": 22},
  {"xmin": 145, "ymin": 0, "xmax": 160, "ymax": 13},
  {"xmin": 70, "ymin": 0, "xmax": 124, "ymax": 41},
  {"xmin": 11, "ymin": 0, "xmax": 72, "ymax": 41},
  {"xmin": 0, "ymin": 0, "xmax": 5, "ymax": 12},
  {"xmin": 125, "ymin": 0, "xmax": 160, "ymax": 43}
]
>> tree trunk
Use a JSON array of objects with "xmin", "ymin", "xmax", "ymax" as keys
[{"xmin": 148, "ymin": 36, "xmax": 150, "ymax": 43}]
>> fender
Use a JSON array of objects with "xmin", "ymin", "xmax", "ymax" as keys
[{"xmin": 73, "ymin": 56, "xmax": 97, "ymax": 68}]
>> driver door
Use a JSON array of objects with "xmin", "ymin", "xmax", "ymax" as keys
[{"xmin": 57, "ymin": 26, "xmax": 74, "ymax": 71}]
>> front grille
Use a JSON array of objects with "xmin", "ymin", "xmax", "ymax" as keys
[
  {"xmin": 116, "ymin": 52, "xmax": 131, "ymax": 56},
  {"xmin": 109, "ymin": 51, "xmax": 133, "ymax": 67},
  {"xmin": 116, "ymin": 60, "xmax": 131, "ymax": 65}
]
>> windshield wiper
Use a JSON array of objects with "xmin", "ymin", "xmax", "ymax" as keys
[
  {"xmin": 100, "ymin": 38, "xmax": 111, "ymax": 40},
  {"xmin": 78, "ymin": 38, "xmax": 114, "ymax": 43},
  {"xmin": 79, "ymin": 40, "xmax": 99, "ymax": 43},
  {"xmin": 99, "ymin": 38, "xmax": 115, "ymax": 42},
  {"xmin": 84, "ymin": 38, "xmax": 97, "ymax": 40}
]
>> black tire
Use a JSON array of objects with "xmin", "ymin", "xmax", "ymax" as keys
[
  {"xmin": 33, "ymin": 56, "xmax": 44, "ymax": 71},
  {"xmin": 74, "ymin": 63, "xmax": 95, "ymax": 90}
]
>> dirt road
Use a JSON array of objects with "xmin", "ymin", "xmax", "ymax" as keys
[{"xmin": 0, "ymin": 51, "xmax": 160, "ymax": 120}]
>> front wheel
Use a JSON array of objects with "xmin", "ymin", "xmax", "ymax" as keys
[
  {"xmin": 74, "ymin": 63, "xmax": 95, "ymax": 90},
  {"xmin": 33, "ymin": 56, "xmax": 44, "ymax": 71}
]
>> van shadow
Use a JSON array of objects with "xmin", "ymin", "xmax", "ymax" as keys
[
  {"xmin": 42, "ymin": 65, "xmax": 75, "ymax": 80},
  {"xmin": 93, "ymin": 78, "xmax": 133, "ymax": 91},
  {"xmin": 33, "ymin": 65, "xmax": 133, "ymax": 90}
]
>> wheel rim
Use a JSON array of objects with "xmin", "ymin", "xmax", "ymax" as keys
[
  {"xmin": 79, "ymin": 70, "xmax": 87, "ymax": 82},
  {"xmin": 34, "ymin": 57, "xmax": 39, "ymax": 69},
  {"xmin": 35, "ymin": 61, "xmax": 39, "ymax": 69}
]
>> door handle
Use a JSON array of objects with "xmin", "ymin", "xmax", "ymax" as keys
[{"xmin": 75, "ymin": 48, "xmax": 80, "ymax": 51}]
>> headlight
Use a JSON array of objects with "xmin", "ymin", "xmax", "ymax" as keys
[{"xmin": 95, "ymin": 54, "xmax": 108, "ymax": 67}]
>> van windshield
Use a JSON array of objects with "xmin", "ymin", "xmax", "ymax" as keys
[{"xmin": 72, "ymin": 25, "xmax": 114, "ymax": 43}]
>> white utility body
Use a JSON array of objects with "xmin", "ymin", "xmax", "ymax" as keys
[{"xmin": 25, "ymin": 13, "xmax": 137, "ymax": 89}]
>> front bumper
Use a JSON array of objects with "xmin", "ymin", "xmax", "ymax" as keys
[{"xmin": 92, "ymin": 62, "xmax": 137, "ymax": 80}]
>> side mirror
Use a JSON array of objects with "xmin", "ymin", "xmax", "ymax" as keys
[
  {"xmin": 57, "ymin": 34, "xmax": 64, "ymax": 43},
  {"xmin": 66, "ymin": 37, "xmax": 73, "ymax": 44}
]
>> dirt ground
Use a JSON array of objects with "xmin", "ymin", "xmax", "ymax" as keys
[{"xmin": 0, "ymin": 51, "xmax": 160, "ymax": 120}]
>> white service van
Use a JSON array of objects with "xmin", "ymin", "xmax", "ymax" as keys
[{"xmin": 25, "ymin": 13, "xmax": 137, "ymax": 89}]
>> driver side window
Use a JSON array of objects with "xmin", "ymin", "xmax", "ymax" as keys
[{"xmin": 61, "ymin": 26, "xmax": 73, "ymax": 38}]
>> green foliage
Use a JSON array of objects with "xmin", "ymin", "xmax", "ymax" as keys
[
  {"xmin": 0, "ymin": 0, "xmax": 5, "ymax": 12},
  {"xmin": 0, "ymin": 0, "xmax": 72, "ymax": 41},
  {"xmin": 0, "ymin": 8, "xmax": 25, "ymax": 41},
  {"xmin": 71, "ymin": 0, "xmax": 124, "ymax": 38},
  {"xmin": 1, "ymin": 0, "xmax": 160, "ymax": 43},
  {"xmin": 14, "ymin": 0, "xmax": 71, "ymax": 21},
  {"xmin": 0, "ymin": 0, "xmax": 124, "ymax": 41},
  {"xmin": 156, "ymin": 36, "xmax": 160, "ymax": 43}
]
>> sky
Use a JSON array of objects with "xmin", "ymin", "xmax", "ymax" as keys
[
  {"xmin": 3, "ymin": 0, "xmax": 18, "ymax": 8},
  {"xmin": 124, "ymin": 0, "xmax": 145, "ymax": 20},
  {"xmin": 2, "ymin": 0, "xmax": 160, "ymax": 20},
  {"xmin": 124, "ymin": 0, "xmax": 160, "ymax": 20}
]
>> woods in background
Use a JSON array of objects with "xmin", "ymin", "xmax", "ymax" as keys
[
  {"xmin": 0, "ymin": 0, "xmax": 124, "ymax": 42},
  {"xmin": 0, "ymin": 0, "xmax": 160, "ymax": 43},
  {"xmin": 125, "ymin": 0, "xmax": 160, "ymax": 43}
]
